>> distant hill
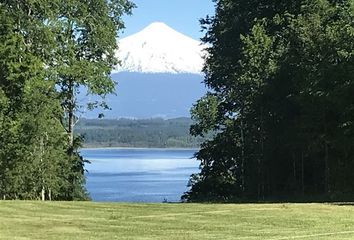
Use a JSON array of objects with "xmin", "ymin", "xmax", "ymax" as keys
[{"xmin": 75, "ymin": 117, "xmax": 206, "ymax": 148}]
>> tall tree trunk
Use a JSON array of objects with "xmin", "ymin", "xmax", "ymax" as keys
[
  {"xmin": 292, "ymin": 151, "xmax": 297, "ymax": 194},
  {"xmin": 323, "ymin": 109, "xmax": 330, "ymax": 196},
  {"xmin": 259, "ymin": 107, "xmax": 265, "ymax": 200},
  {"xmin": 240, "ymin": 110, "xmax": 245, "ymax": 194},
  {"xmin": 67, "ymin": 79, "xmax": 74, "ymax": 150},
  {"xmin": 301, "ymin": 149, "xmax": 305, "ymax": 195},
  {"xmin": 324, "ymin": 142, "xmax": 330, "ymax": 195},
  {"xmin": 40, "ymin": 135, "xmax": 45, "ymax": 201},
  {"xmin": 41, "ymin": 187, "xmax": 45, "ymax": 201},
  {"xmin": 48, "ymin": 189, "xmax": 52, "ymax": 201}
]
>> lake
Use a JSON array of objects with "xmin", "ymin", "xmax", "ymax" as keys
[{"xmin": 81, "ymin": 148, "xmax": 199, "ymax": 202}]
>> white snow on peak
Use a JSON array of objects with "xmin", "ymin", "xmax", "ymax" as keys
[{"xmin": 114, "ymin": 22, "xmax": 206, "ymax": 74}]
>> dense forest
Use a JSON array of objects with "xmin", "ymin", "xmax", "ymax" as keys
[
  {"xmin": 0, "ymin": 1, "xmax": 134, "ymax": 200},
  {"xmin": 184, "ymin": 0, "xmax": 354, "ymax": 202},
  {"xmin": 76, "ymin": 118, "xmax": 205, "ymax": 148}
]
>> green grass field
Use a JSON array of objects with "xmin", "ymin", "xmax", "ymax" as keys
[{"xmin": 1, "ymin": 202, "xmax": 354, "ymax": 239}]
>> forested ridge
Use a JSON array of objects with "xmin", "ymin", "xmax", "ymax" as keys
[
  {"xmin": 184, "ymin": 0, "xmax": 354, "ymax": 202},
  {"xmin": 76, "ymin": 118, "xmax": 206, "ymax": 148},
  {"xmin": 0, "ymin": 1, "xmax": 134, "ymax": 200}
]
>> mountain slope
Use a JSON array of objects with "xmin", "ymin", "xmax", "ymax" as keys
[
  {"xmin": 84, "ymin": 72, "xmax": 206, "ymax": 119},
  {"xmin": 114, "ymin": 22, "xmax": 206, "ymax": 74},
  {"xmin": 83, "ymin": 23, "xmax": 208, "ymax": 119}
]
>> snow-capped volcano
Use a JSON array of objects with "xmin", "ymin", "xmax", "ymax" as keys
[{"xmin": 114, "ymin": 22, "xmax": 206, "ymax": 74}]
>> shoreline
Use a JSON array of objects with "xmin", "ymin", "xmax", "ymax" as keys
[{"xmin": 80, "ymin": 146, "xmax": 199, "ymax": 151}]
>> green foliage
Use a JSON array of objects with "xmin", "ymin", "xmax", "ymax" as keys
[
  {"xmin": 0, "ymin": 0, "xmax": 132, "ymax": 200},
  {"xmin": 0, "ymin": 25, "xmax": 67, "ymax": 199},
  {"xmin": 185, "ymin": 0, "xmax": 354, "ymax": 202},
  {"xmin": 190, "ymin": 93, "xmax": 219, "ymax": 136},
  {"xmin": 52, "ymin": 0, "xmax": 135, "ymax": 133},
  {"xmin": 75, "ymin": 118, "xmax": 208, "ymax": 148}
]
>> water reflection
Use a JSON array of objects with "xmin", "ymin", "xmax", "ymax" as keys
[{"xmin": 81, "ymin": 148, "xmax": 199, "ymax": 202}]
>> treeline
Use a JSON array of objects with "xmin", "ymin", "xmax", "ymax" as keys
[
  {"xmin": 75, "ymin": 118, "xmax": 205, "ymax": 148},
  {"xmin": 0, "ymin": 1, "xmax": 133, "ymax": 200},
  {"xmin": 184, "ymin": 0, "xmax": 354, "ymax": 202}
]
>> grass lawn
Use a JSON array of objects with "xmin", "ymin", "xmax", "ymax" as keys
[{"xmin": 1, "ymin": 202, "xmax": 354, "ymax": 239}]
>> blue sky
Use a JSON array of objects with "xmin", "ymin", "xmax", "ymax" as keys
[{"xmin": 119, "ymin": 0, "xmax": 216, "ymax": 40}]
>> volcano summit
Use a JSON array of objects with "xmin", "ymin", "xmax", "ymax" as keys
[{"xmin": 114, "ymin": 22, "xmax": 206, "ymax": 74}]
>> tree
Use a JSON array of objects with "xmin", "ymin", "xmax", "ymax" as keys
[
  {"xmin": 50, "ymin": 0, "xmax": 134, "ymax": 199},
  {"xmin": 51, "ymin": 0, "xmax": 134, "ymax": 148},
  {"xmin": 0, "ymin": 0, "xmax": 134, "ymax": 200},
  {"xmin": 0, "ymin": 14, "xmax": 68, "ymax": 199},
  {"xmin": 185, "ymin": 0, "xmax": 354, "ymax": 202}
]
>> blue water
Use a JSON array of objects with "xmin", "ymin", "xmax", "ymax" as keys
[{"xmin": 81, "ymin": 148, "xmax": 199, "ymax": 202}]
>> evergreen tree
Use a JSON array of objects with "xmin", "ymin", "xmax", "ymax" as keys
[{"xmin": 184, "ymin": 0, "xmax": 354, "ymax": 202}]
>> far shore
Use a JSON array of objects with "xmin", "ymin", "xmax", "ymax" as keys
[{"xmin": 80, "ymin": 146, "xmax": 199, "ymax": 151}]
